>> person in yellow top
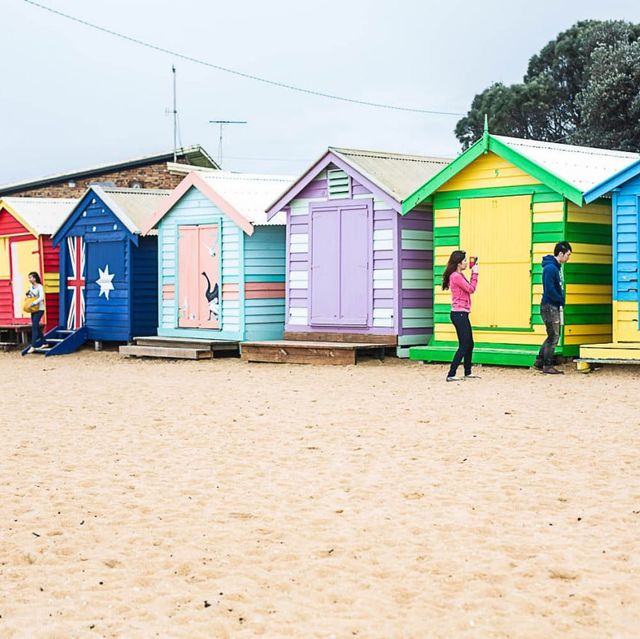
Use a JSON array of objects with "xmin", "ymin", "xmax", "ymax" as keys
[{"xmin": 25, "ymin": 271, "xmax": 46, "ymax": 354}]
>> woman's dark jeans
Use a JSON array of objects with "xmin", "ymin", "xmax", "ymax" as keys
[
  {"xmin": 448, "ymin": 311, "xmax": 474, "ymax": 377},
  {"xmin": 31, "ymin": 310, "xmax": 44, "ymax": 347}
]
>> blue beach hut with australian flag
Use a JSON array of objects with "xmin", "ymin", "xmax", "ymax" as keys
[{"xmin": 41, "ymin": 186, "xmax": 171, "ymax": 355}]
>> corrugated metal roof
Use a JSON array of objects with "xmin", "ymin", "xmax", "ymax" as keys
[
  {"xmin": 1, "ymin": 197, "xmax": 78, "ymax": 235},
  {"xmin": 94, "ymin": 187, "xmax": 172, "ymax": 234},
  {"xmin": 493, "ymin": 136, "xmax": 640, "ymax": 193},
  {"xmin": 196, "ymin": 172, "xmax": 296, "ymax": 225},
  {"xmin": 0, "ymin": 145, "xmax": 219, "ymax": 195},
  {"xmin": 330, "ymin": 147, "xmax": 452, "ymax": 202}
]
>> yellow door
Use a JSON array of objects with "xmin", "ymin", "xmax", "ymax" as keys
[
  {"xmin": 459, "ymin": 196, "xmax": 532, "ymax": 328},
  {"xmin": 11, "ymin": 239, "xmax": 40, "ymax": 319}
]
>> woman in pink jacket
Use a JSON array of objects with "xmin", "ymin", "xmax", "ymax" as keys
[{"xmin": 442, "ymin": 250, "xmax": 480, "ymax": 382}]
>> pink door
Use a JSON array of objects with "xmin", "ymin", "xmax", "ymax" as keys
[{"xmin": 178, "ymin": 224, "xmax": 220, "ymax": 329}]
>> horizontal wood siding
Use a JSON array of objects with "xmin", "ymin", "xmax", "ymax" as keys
[
  {"xmin": 41, "ymin": 235, "xmax": 60, "ymax": 330},
  {"xmin": 0, "ymin": 207, "xmax": 30, "ymax": 236},
  {"xmin": 157, "ymin": 186, "xmax": 243, "ymax": 341},
  {"xmin": 131, "ymin": 235, "xmax": 158, "ymax": 337},
  {"xmin": 0, "ymin": 279, "xmax": 12, "ymax": 323},
  {"xmin": 285, "ymin": 176, "xmax": 324, "ymax": 329},
  {"xmin": 398, "ymin": 207, "xmax": 433, "ymax": 344},
  {"xmin": 613, "ymin": 178, "xmax": 640, "ymax": 342},
  {"xmin": 243, "ymin": 225, "xmax": 286, "ymax": 340}
]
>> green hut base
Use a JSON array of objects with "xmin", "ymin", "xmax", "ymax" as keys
[{"xmin": 409, "ymin": 340, "xmax": 579, "ymax": 368}]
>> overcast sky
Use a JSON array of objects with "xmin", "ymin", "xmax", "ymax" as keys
[{"xmin": 1, "ymin": 0, "xmax": 639, "ymax": 184}]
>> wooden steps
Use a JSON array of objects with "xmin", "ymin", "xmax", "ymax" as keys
[
  {"xmin": 120, "ymin": 336, "xmax": 239, "ymax": 360},
  {"xmin": 120, "ymin": 345, "xmax": 213, "ymax": 360},
  {"xmin": 241, "ymin": 340, "xmax": 388, "ymax": 365}
]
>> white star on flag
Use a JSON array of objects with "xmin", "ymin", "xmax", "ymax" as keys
[{"xmin": 96, "ymin": 265, "xmax": 115, "ymax": 300}]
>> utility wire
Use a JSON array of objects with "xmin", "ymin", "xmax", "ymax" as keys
[{"xmin": 22, "ymin": 0, "xmax": 464, "ymax": 117}]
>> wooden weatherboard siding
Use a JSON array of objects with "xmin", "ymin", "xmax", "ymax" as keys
[
  {"xmin": 56, "ymin": 191, "xmax": 159, "ymax": 343},
  {"xmin": 157, "ymin": 185, "xmax": 286, "ymax": 341},
  {"xmin": 612, "ymin": 181, "xmax": 640, "ymax": 343},
  {"xmin": 411, "ymin": 152, "xmax": 612, "ymax": 366},
  {"xmin": 283, "ymin": 165, "xmax": 433, "ymax": 355}
]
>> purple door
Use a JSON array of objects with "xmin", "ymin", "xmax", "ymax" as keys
[{"xmin": 310, "ymin": 202, "xmax": 370, "ymax": 326}]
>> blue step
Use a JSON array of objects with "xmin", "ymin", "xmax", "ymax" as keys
[{"xmin": 21, "ymin": 326, "xmax": 88, "ymax": 356}]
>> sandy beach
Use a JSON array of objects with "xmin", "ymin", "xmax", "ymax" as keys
[{"xmin": 1, "ymin": 351, "xmax": 639, "ymax": 638}]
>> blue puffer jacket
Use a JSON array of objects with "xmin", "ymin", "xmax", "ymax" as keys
[{"xmin": 541, "ymin": 255, "xmax": 564, "ymax": 307}]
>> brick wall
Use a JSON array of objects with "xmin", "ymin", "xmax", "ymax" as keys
[{"xmin": 3, "ymin": 159, "xmax": 192, "ymax": 198}]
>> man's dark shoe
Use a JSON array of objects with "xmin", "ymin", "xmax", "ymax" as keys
[
  {"xmin": 532, "ymin": 359, "xmax": 543, "ymax": 371},
  {"xmin": 543, "ymin": 366, "xmax": 564, "ymax": 375}
]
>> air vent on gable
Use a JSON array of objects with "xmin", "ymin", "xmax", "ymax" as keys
[{"xmin": 327, "ymin": 169, "xmax": 351, "ymax": 199}]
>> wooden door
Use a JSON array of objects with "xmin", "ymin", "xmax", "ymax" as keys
[
  {"xmin": 460, "ymin": 196, "xmax": 532, "ymax": 328},
  {"xmin": 178, "ymin": 225, "xmax": 220, "ymax": 329},
  {"xmin": 10, "ymin": 238, "xmax": 39, "ymax": 319},
  {"xmin": 310, "ymin": 204, "xmax": 369, "ymax": 326}
]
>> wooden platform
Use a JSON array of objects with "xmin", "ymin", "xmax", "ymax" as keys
[
  {"xmin": 0, "ymin": 324, "xmax": 31, "ymax": 349},
  {"xmin": 120, "ymin": 336, "xmax": 239, "ymax": 360},
  {"xmin": 577, "ymin": 342, "xmax": 640, "ymax": 369},
  {"xmin": 284, "ymin": 331, "xmax": 397, "ymax": 345},
  {"xmin": 241, "ymin": 340, "xmax": 388, "ymax": 365}
]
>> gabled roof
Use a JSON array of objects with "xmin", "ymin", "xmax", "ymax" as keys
[
  {"xmin": 52, "ymin": 187, "xmax": 172, "ymax": 242},
  {"xmin": 92, "ymin": 187, "xmax": 173, "ymax": 235},
  {"xmin": 142, "ymin": 171, "xmax": 296, "ymax": 237},
  {"xmin": 0, "ymin": 145, "xmax": 219, "ymax": 196},
  {"xmin": 402, "ymin": 133, "xmax": 640, "ymax": 212},
  {"xmin": 583, "ymin": 158, "xmax": 640, "ymax": 203},
  {"xmin": 266, "ymin": 147, "xmax": 451, "ymax": 219},
  {"xmin": 0, "ymin": 197, "xmax": 77, "ymax": 236}
]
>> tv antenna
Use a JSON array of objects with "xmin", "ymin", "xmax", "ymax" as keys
[
  {"xmin": 164, "ymin": 66, "xmax": 179, "ymax": 162},
  {"xmin": 208, "ymin": 120, "xmax": 247, "ymax": 165}
]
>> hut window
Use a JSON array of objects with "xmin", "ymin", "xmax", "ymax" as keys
[{"xmin": 327, "ymin": 169, "xmax": 351, "ymax": 199}]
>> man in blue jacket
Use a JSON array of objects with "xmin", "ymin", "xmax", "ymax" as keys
[{"xmin": 534, "ymin": 241, "xmax": 572, "ymax": 374}]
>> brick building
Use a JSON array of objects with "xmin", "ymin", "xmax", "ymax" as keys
[{"xmin": 0, "ymin": 146, "xmax": 219, "ymax": 198}]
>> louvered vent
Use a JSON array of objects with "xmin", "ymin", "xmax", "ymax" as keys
[{"xmin": 327, "ymin": 169, "xmax": 351, "ymax": 199}]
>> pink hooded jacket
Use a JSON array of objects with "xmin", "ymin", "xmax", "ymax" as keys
[{"xmin": 449, "ymin": 271, "xmax": 478, "ymax": 312}]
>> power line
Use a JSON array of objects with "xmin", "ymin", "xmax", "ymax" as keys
[{"xmin": 22, "ymin": 0, "xmax": 464, "ymax": 117}]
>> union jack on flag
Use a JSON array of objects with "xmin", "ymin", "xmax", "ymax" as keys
[{"xmin": 66, "ymin": 236, "xmax": 86, "ymax": 330}]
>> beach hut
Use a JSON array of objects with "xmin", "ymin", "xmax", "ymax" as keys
[
  {"xmin": 253, "ymin": 147, "xmax": 450, "ymax": 361},
  {"xmin": 44, "ymin": 187, "xmax": 171, "ymax": 355},
  {"xmin": 0, "ymin": 197, "xmax": 76, "ymax": 342},
  {"xmin": 578, "ymin": 158, "xmax": 640, "ymax": 366},
  {"xmin": 138, "ymin": 171, "xmax": 294, "ymax": 349},
  {"xmin": 401, "ymin": 129, "xmax": 639, "ymax": 366}
]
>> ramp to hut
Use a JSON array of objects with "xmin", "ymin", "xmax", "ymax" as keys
[{"xmin": 120, "ymin": 336, "xmax": 239, "ymax": 360}]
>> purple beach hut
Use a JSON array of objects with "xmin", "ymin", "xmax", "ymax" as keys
[{"xmin": 243, "ymin": 147, "xmax": 450, "ymax": 362}]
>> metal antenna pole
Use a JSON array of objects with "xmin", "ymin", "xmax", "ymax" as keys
[
  {"xmin": 172, "ymin": 65, "xmax": 178, "ymax": 162},
  {"xmin": 208, "ymin": 120, "xmax": 247, "ymax": 165}
]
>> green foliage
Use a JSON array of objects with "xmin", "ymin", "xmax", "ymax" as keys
[{"xmin": 455, "ymin": 20, "xmax": 640, "ymax": 151}]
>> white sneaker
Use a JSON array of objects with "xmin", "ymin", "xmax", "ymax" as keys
[
  {"xmin": 446, "ymin": 375, "xmax": 463, "ymax": 382},
  {"xmin": 27, "ymin": 346, "xmax": 35, "ymax": 354}
]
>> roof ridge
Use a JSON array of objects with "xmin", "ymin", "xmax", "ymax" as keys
[
  {"xmin": 330, "ymin": 146, "xmax": 451, "ymax": 163},
  {"xmin": 495, "ymin": 135, "xmax": 640, "ymax": 158}
]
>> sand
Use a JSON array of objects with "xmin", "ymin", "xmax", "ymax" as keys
[{"xmin": 1, "ymin": 350, "xmax": 639, "ymax": 638}]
